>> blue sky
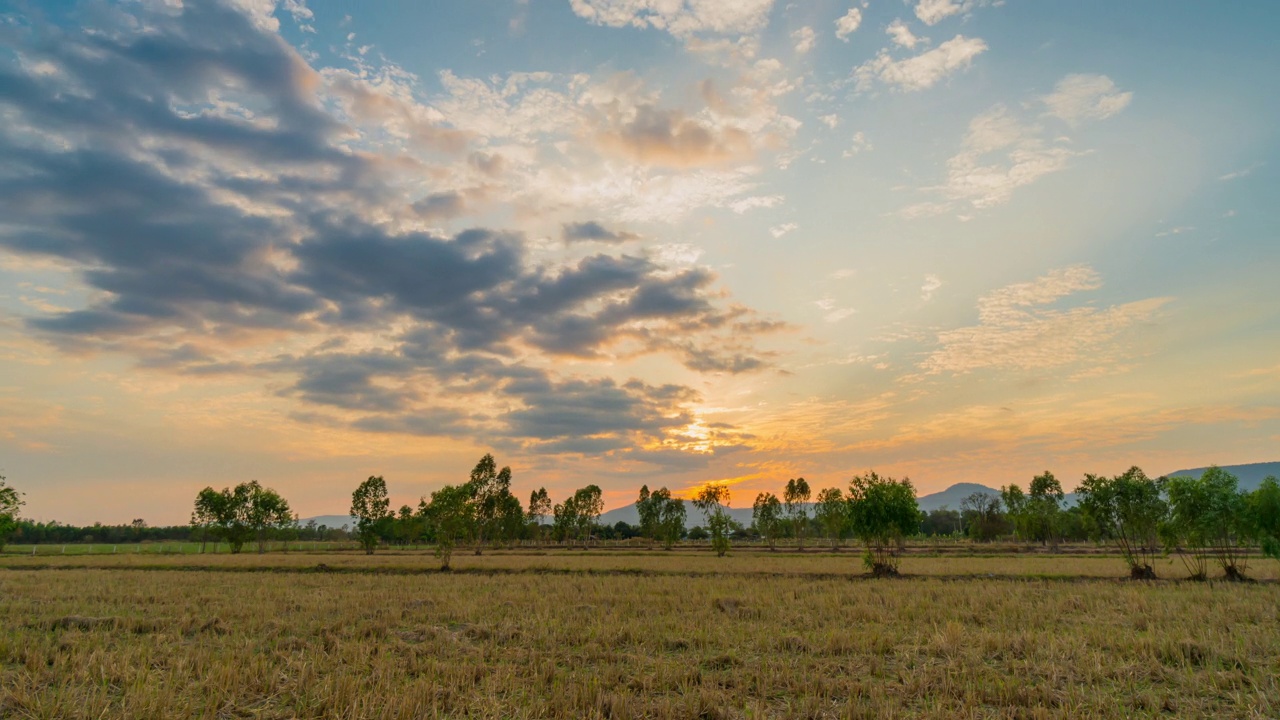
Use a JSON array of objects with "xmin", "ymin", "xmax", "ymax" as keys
[{"xmin": 0, "ymin": 0, "xmax": 1277, "ymax": 524}]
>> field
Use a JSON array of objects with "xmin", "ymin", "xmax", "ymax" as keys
[{"xmin": 3, "ymin": 548, "xmax": 1279, "ymax": 719}]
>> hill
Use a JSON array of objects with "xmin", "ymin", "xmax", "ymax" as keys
[
  {"xmin": 1164, "ymin": 461, "xmax": 1280, "ymax": 491},
  {"xmin": 915, "ymin": 483, "xmax": 998, "ymax": 513},
  {"xmin": 299, "ymin": 515, "xmax": 358, "ymax": 529}
]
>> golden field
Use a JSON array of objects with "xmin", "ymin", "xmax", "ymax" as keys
[{"xmin": 2, "ymin": 549, "xmax": 1278, "ymax": 719}]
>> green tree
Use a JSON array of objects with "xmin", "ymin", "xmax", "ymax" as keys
[
  {"xmin": 783, "ymin": 477, "xmax": 811, "ymax": 551},
  {"xmin": 350, "ymin": 475, "xmax": 392, "ymax": 555},
  {"xmin": 693, "ymin": 483, "xmax": 732, "ymax": 557},
  {"xmin": 1161, "ymin": 466, "xmax": 1251, "ymax": 580},
  {"xmin": 960, "ymin": 492, "xmax": 1006, "ymax": 541},
  {"xmin": 0, "ymin": 475, "xmax": 24, "ymax": 553},
  {"xmin": 651, "ymin": 487, "xmax": 686, "ymax": 550},
  {"xmin": 847, "ymin": 471, "xmax": 921, "ymax": 577},
  {"xmin": 422, "ymin": 483, "xmax": 474, "ymax": 570},
  {"xmin": 192, "ymin": 485, "xmax": 251, "ymax": 553},
  {"xmin": 528, "ymin": 487, "xmax": 551, "ymax": 545},
  {"xmin": 751, "ymin": 492, "xmax": 784, "ymax": 551},
  {"xmin": 636, "ymin": 485, "xmax": 661, "ymax": 547},
  {"xmin": 1248, "ymin": 476, "xmax": 1280, "ymax": 566},
  {"xmin": 571, "ymin": 485, "xmax": 603, "ymax": 548},
  {"xmin": 242, "ymin": 481, "xmax": 296, "ymax": 554},
  {"xmin": 552, "ymin": 498, "xmax": 578, "ymax": 544},
  {"xmin": 1076, "ymin": 466, "xmax": 1167, "ymax": 579},
  {"xmin": 813, "ymin": 487, "xmax": 848, "ymax": 550},
  {"xmin": 1002, "ymin": 472, "xmax": 1064, "ymax": 547},
  {"xmin": 468, "ymin": 454, "xmax": 517, "ymax": 554}
]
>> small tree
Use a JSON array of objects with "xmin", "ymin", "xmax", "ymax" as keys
[
  {"xmin": 1161, "ymin": 467, "xmax": 1250, "ymax": 580},
  {"xmin": 0, "ymin": 476, "xmax": 24, "ymax": 553},
  {"xmin": 422, "ymin": 484, "xmax": 473, "ymax": 570},
  {"xmin": 243, "ymin": 481, "xmax": 296, "ymax": 554},
  {"xmin": 813, "ymin": 487, "xmax": 848, "ymax": 550},
  {"xmin": 847, "ymin": 471, "xmax": 921, "ymax": 577},
  {"xmin": 351, "ymin": 475, "xmax": 392, "ymax": 555},
  {"xmin": 192, "ymin": 485, "xmax": 251, "ymax": 553},
  {"xmin": 571, "ymin": 485, "xmax": 603, "ymax": 548},
  {"xmin": 527, "ymin": 487, "xmax": 552, "ymax": 546},
  {"xmin": 960, "ymin": 492, "xmax": 1005, "ymax": 542},
  {"xmin": 1076, "ymin": 466, "xmax": 1166, "ymax": 579},
  {"xmin": 1249, "ymin": 476, "xmax": 1280, "ymax": 566},
  {"xmin": 693, "ymin": 483, "xmax": 732, "ymax": 557},
  {"xmin": 783, "ymin": 477, "xmax": 811, "ymax": 551},
  {"xmin": 752, "ymin": 492, "xmax": 783, "ymax": 551}
]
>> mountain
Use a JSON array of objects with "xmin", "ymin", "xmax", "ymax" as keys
[
  {"xmin": 299, "ymin": 514, "xmax": 358, "ymax": 529},
  {"xmin": 1164, "ymin": 461, "xmax": 1280, "ymax": 491},
  {"xmin": 915, "ymin": 483, "xmax": 999, "ymax": 513}
]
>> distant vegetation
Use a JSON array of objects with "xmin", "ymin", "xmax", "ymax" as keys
[{"xmin": 3, "ymin": 462, "xmax": 1280, "ymax": 580}]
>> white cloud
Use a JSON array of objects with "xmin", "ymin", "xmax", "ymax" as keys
[
  {"xmin": 792, "ymin": 26, "xmax": 816, "ymax": 54},
  {"xmin": 770, "ymin": 222, "xmax": 798, "ymax": 238},
  {"xmin": 842, "ymin": 130, "xmax": 872, "ymax": 157},
  {"xmin": 921, "ymin": 274, "xmax": 942, "ymax": 301},
  {"xmin": 814, "ymin": 298, "xmax": 855, "ymax": 323},
  {"xmin": 835, "ymin": 8, "xmax": 863, "ymax": 41},
  {"xmin": 730, "ymin": 194, "xmax": 784, "ymax": 213},
  {"xmin": 886, "ymin": 19, "xmax": 923, "ymax": 49},
  {"xmin": 649, "ymin": 243, "xmax": 704, "ymax": 266},
  {"xmin": 1218, "ymin": 163, "xmax": 1262, "ymax": 182},
  {"xmin": 920, "ymin": 266, "xmax": 1172, "ymax": 374},
  {"xmin": 1041, "ymin": 74, "xmax": 1132, "ymax": 126},
  {"xmin": 829, "ymin": 268, "xmax": 856, "ymax": 280},
  {"xmin": 914, "ymin": 0, "xmax": 967, "ymax": 25},
  {"xmin": 569, "ymin": 0, "xmax": 776, "ymax": 39},
  {"xmin": 854, "ymin": 35, "xmax": 987, "ymax": 92},
  {"xmin": 819, "ymin": 113, "xmax": 839, "ymax": 129}
]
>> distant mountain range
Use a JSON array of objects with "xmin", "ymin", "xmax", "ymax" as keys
[{"xmin": 302, "ymin": 462, "xmax": 1278, "ymax": 528}]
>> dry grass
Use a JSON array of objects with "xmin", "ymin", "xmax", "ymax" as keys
[{"xmin": 2, "ymin": 552, "xmax": 1279, "ymax": 718}]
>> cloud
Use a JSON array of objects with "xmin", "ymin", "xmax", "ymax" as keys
[
  {"xmin": 1218, "ymin": 163, "xmax": 1262, "ymax": 182},
  {"xmin": 792, "ymin": 26, "xmax": 816, "ymax": 54},
  {"xmin": 913, "ymin": 0, "xmax": 978, "ymax": 26},
  {"xmin": 595, "ymin": 104, "xmax": 754, "ymax": 168},
  {"xmin": 854, "ymin": 35, "xmax": 987, "ymax": 91},
  {"xmin": 921, "ymin": 274, "xmax": 942, "ymax": 301},
  {"xmin": 1041, "ymin": 74, "xmax": 1133, "ymax": 126},
  {"xmin": 886, "ymin": 19, "xmax": 923, "ymax": 49},
  {"xmin": 819, "ymin": 114, "xmax": 839, "ymax": 129},
  {"xmin": 919, "ymin": 266, "xmax": 1172, "ymax": 375},
  {"xmin": 835, "ymin": 8, "xmax": 863, "ymax": 40},
  {"xmin": 730, "ymin": 195, "xmax": 784, "ymax": 213},
  {"xmin": 842, "ymin": 131, "xmax": 872, "ymax": 157},
  {"xmin": 568, "ymin": 0, "xmax": 776, "ymax": 39},
  {"xmin": 769, "ymin": 223, "xmax": 798, "ymax": 238},
  {"xmin": 562, "ymin": 221, "xmax": 641, "ymax": 243}
]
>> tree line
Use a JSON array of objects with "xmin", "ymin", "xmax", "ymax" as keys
[{"xmin": 2, "ymin": 465, "xmax": 1278, "ymax": 580}]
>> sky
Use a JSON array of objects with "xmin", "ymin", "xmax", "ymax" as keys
[{"xmin": 1, "ymin": 0, "xmax": 1278, "ymax": 525}]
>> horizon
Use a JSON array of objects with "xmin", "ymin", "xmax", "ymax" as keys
[{"xmin": 2, "ymin": 1, "xmax": 1278, "ymax": 527}]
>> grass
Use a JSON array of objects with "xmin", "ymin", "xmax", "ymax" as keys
[{"xmin": 3, "ymin": 551, "xmax": 1278, "ymax": 718}]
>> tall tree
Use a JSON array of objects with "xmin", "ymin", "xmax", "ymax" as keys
[
  {"xmin": 1028, "ymin": 471, "xmax": 1065, "ymax": 548},
  {"xmin": 847, "ymin": 471, "xmax": 921, "ymax": 577},
  {"xmin": 1249, "ymin": 476, "xmax": 1280, "ymax": 567},
  {"xmin": 636, "ymin": 485, "xmax": 660, "ymax": 547},
  {"xmin": 0, "ymin": 476, "xmax": 24, "ymax": 553},
  {"xmin": 571, "ymin": 485, "xmax": 604, "ymax": 548},
  {"xmin": 468, "ymin": 454, "xmax": 516, "ymax": 554},
  {"xmin": 350, "ymin": 475, "xmax": 392, "ymax": 555},
  {"xmin": 960, "ymin": 492, "xmax": 1005, "ymax": 542},
  {"xmin": 813, "ymin": 487, "xmax": 848, "ymax": 550},
  {"xmin": 422, "ymin": 484, "xmax": 474, "ymax": 571},
  {"xmin": 650, "ymin": 487, "xmax": 686, "ymax": 550},
  {"xmin": 783, "ymin": 477, "xmax": 811, "ymax": 551},
  {"xmin": 1076, "ymin": 466, "xmax": 1167, "ymax": 579},
  {"xmin": 1161, "ymin": 466, "xmax": 1251, "ymax": 580},
  {"xmin": 527, "ymin": 487, "xmax": 552, "ymax": 546},
  {"xmin": 243, "ymin": 481, "xmax": 296, "ymax": 554},
  {"xmin": 751, "ymin": 492, "xmax": 784, "ymax": 551},
  {"xmin": 693, "ymin": 483, "xmax": 732, "ymax": 557},
  {"xmin": 552, "ymin": 498, "xmax": 578, "ymax": 544},
  {"xmin": 192, "ymin": 485, "xmax": 250, "ymax": 553}
]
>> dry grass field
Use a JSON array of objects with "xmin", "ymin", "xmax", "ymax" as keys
[{"xmin": 3, "ymin": 551, "xmax": 1279, "ymax": 719}]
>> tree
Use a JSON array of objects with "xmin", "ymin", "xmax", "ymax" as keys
[
  {"xmin": 571, "ymin": 485, "xmax": 603, "ymax": 548},
  {"xmin": 1161, "ymin": 467, "xmax": 1251, "ymax": 580},
  {"xmin": 528, "ymin": 487, "xmax": 551, "ymax": 545},
  {"xmin": 468, "ymin": 454, "xmax": 517, "ymax": 554},
  {"xmin": 783, "ymin": 477, "xmax": 811, "ymax": 551},
  {"xmin": 422, "ymin": 484, "xmax": 473, "ymax": 570},
  {"xmin": 0, "ymin": 476, "xmax": 24, "ymax": 553},
  {"xmin": 847, "ymin": 471, "xmax": 921, "ymax": 577},
  {"xmin": 1076, "ymin": 466, "xmax": 1167, "ymax": 579},
  {"xmin": 351, "ymin": 476, "xmax": 392, "ymax": 555},
  {"xmin": 651, "ymin": 487, "xmax": 686, "ymax": 550},
  {"xmin": 636, "ymin": 485, "xmax": 661, "ymax": 547},
  {"xmin": 693, "ymin": 483, "xmax": 732, "ymax": 557},
  {"xmin": 920, "ymin": 507, "xmax": 963, "ymax": 537},
  {"xmin": 960, "ymin": 492, "xmax": 1005, "ymax": 541},
  {"xmin": 813, "ymin": 487, "xmax": 848, "ymax": 550},
  {"xmin": 243, "ymin": 481, "xmax": 296, "ymax": 554},
  {"xmin": 751, "ymin": 492, "xmax": 784, "ymax": 551},
  {"xmin": 1249, "ymin": 476, "xmax": 1280, "ymax": 566}
]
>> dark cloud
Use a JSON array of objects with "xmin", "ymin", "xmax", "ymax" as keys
[
  {"xmin": 0, "ymin": 0, "xmax": 780, "ymax": 461},
  {"xmin": 561, "ymin": 221, "xmax": 641, "ymax": 243}
]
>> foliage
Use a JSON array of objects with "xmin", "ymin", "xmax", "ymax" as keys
[
  {"xmin": 1002, "ymin": 471, "xmax": 1064, "ymax": 546},
  {"xmin": 572, "ymin": 485, "xmax": 604, "ymax": 547},
  {"xmin": 1076, "ymin": 466, "xmax": 1166, "ymax": 578},
  {"xmin": 528, "ymin": 487, "xmax": 552, "ymax": 545},
  {"xmin": 636, "ymin": 485, "xmax": 660, "ymax": 546},
  {"xmin": 813, "ymin": 488, "xmax": 848, "ymax": 550},
  {"xmin": 651, "ymin": 488, "xmax": 686, "ymax": 550},
  {"xmin": 421, "ymin": 483, "xmax": 473, "ymax": 570},
  {"xmin": 0, "ymin": 475, "xmax": 24, "ymax": 553},
  {"xmin": 960, "ymin": 492, "xmax": 1006, "ymax": 541},
  {"xmin": 469, "ymin": 454, "xmax": 516, "ymax": 553},
  {"xmin": 751, "ymin": 492, "xmax": 783, "ymax": 551},
  {"xmin": 192, "ymin": 481, "xmax": 295, "ymax": 554},
  {"xmin": 1160, "ymin": 466, "xmax": 1251, "ymax": 580},
  {"xmin": 847, "ymin": 471, "xmax": 921, "ymax": 576},
  {"xmin": 692, "ymin": 483, "xmax": 732, "ymax": 557},
  {"xmin": 783, "ymin": 477, "xmax": 811, "ymax": 550},
  {"xmin": 1249, "ymin": 476, "xmax": 1280, "ymax": 565},
  {"xmin": 350, "ymin": 476, "xmax": 392, "ymax": 555},
  {"xmin": 920, "ymin": 507, "xmax": 962, "ymax": 537}
]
